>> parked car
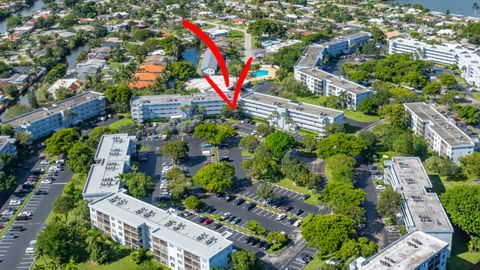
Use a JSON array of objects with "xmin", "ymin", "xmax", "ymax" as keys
[
  {"xmin": 16, "ymin": 215, "xmax": 29, "ymax": 221},
  {"xmin": 203, "ymin": 218, "xmax": 212, "ymax": 225},
  {"xmin": 2, "ymin": 233, "xmax": 18, "ymax": 240},
  {"xmin": 294, "ymin": 209, "xmax": 304, "ymax": 216},
  {"xmin": 42, "ymin": 179, "xmax": 52, "ymax": 184},
  {"xmin": 225, "ymin": 194, "xmax": 235, "ymax": 202},
  {"xmin": 244, "ymin": 202, "xmax": 256, "ymax": 211},
  {"xmin": 279, "ymin": 205, "xmax": 293, "ymax": 212},
  {"xmin": 213, "ymin": 223, "xmax": 223, "ymax": 230},
  {"xmin": 220, "ymin": 212, "xmax": 231, "ymax": 221},
  {"xmin": 25, "ymin": 247, "xmax": 34, "ymax": 254},
  {"xmin": 219, "ymin": 156, "xmax": 229, "ymax": 162},
  {"xmin": 9, "ymin": 199, "xmax": 22, "ymax": 206},
  {"xmin": 34, "ymin": 190, "xmax": 48, "ymax": 195},
  {"xmin": 234, "ymin": 198, "xmax": 245, "ymax": 206},
  {"xmin": 29, "ymin": 240, "xmax": 37, "ymax": 246},
  {"xmin": 196, "ymin": 217, "xmax": 206, "ymax": 224},
  {"xmin": 19, "ymin": 211, "xmax": 32, "ymax": 217},
  {"xmin": 276, "ymin": 214, "xmax": 286, "ymax": 221},
  {"xmin": 10, "ymin": 225, "xmax": 25, "ymax": 231}
]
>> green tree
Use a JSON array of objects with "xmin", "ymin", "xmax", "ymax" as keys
[
  {"xmin": 120, "ymin": 172, "xmax": 155, "ymax": 198},
  {"xmin": 301, "ymin": 134, "xmax": 317, "ymax": 152},
  {"xmin": 231, "ymin": 250, "xmax": 262, "ymax": 270},
  {"xmin": 171, "ymin": 61, "xmax": 196, "ymax": 81},
  {"xmin": 316, "ymin": 133, "xmax": 366, "ymax": 159},
  {"xmin": 67, "ymin": 142, "xmax": 94, "ymax": 174},
  {"xmin": 256, "ymin": 182, "xmax": 275, "ymax": 200},
  {"xmin": 441, "ymin": 185, "xmax": 480, "ymax": 235},
  {"xmin": 322, "ymin": 182, "xmax": 366, "ymax": 225},
  {"xmin": 184, "ymin": 195, "xmax": 202, "ymax": 210},
  {"xmin": 358, "ymin": 98, "xmax": 378, "ymax": 115},
  {"xmin": 193, "ymin": 162, "xmax": 234, "ymax": 193},
  {"xmin": 456, "ymin": 105, "xmax": 479, "ymax": 125},
  {"xmin": 130, "ymin": 248, "xmax": 149, "ymax": 264},
  {"xmin": 104, "ymin": 85, "xmax": 132, "ymax": 113},
  {"xmin": 159, "ymin": 140, "xmax": 189, "ymax": 164},
  {"xmin": 132, "ymin": 29, "xmax": 155, "ymax": 41},
  {"xmin": 464, "ymin": 21, "xmax": 480, "ymax": 44},
  {"xmin": 166, "ymin": 168, "xmax": 192, "ymax": 199},
  {"xmin": 376, "ymin": 186, "xmax": 403, "ymax": 220},
  {"xmin": 459, "ymin": 153, "xmax": 480, "ymax": 179},
  {"xmin": 194, "ymin": 122, "xmax": 217, "ymax": 142},
  {"xmin": 0, "ymin": 124, "xmax": 15, "ymax": 137},
  {"xmin": 378, "ymin": 104, "xmax": 406, "ymax": 127},
  {"xmin": 246, "ymin": 220, "xmax": 267, "ymax": 235},
  {"xmin": 265, "ymin": 231, "xmax": 289, "ymax": 249},
  {"xmin": 86, "ymin": 126, "xmax": 116, "ymax": 147},
  {"xmin": 239, "ymin": 135, "xmax": 260, "ymax": 152},
  {"xmin": 301, "ymin": 214, "xmax": 355, "ymax": 255},
  {"xmin": 211, "ymin": 124, "xmax": 237, "ymax": 146},
  {"xmin": 357, "ymin": 237, "xmax": 378, "ymax": 257},
  {"xmin": 437, "ymin": 73, "xmax": 457, "ymax": 89},
  {"xmin": 241, "ymin": 145, "xmax": 282, "ymax": 180},
  {"xmin": 423, "ymin": 81, "xmax": 441, "ymax": 96},
  {"xmin": 424, "ymin": 156, "xmax": 464, "ymax": 181},
  {"xmin": 45, "ymin": 128, "xmax": 80, "ymax": 156},
  {"xmin": 44, "ymin": 63, "xmax": 67, "ymax": 84},
  {"xmin": 264, "ymin": 131, "xmax": 297, "ymax": 159},
  {"xmin": 52, "ymin": 195, "xmax": 76, "ymax": 220},
  {"xmin": 325, "ymin": 122, "xmax": 345, "ymax": 136},
  {"xmin": 338, "ymin": 239, "xmax": 359, "ymax": 261},
  {"xmin": 85, "ymin": 228, "xmax": 116, "ymax": 264},
  {"xmin": 326, "ymin": 154, "xmax": 357, "ymax": 183}
]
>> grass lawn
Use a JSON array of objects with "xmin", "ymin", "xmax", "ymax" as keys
[
  {"xmin": 297, "ymin": 129, "xmax": 317, "ymax": 136},
  {"xmin": 110, "ymin": 118, "xmax": 134, "ymax": 129},
  {"xmin": 471, "ymin": 91, "xmax": 480, "ymax": 101},
  {"xmin": 455, "ymin": 76, "xmax": 468, "ymax": 87},
  {"xmin": 344, "ymin": 110, "xmax": 379, "ymax": 123},
  {"xmin": 78, "ymin": 255, "xmax": 168, "ymax": 270},
  {"xmin": 276, "ymin": 178, "xmax": 322, "ymax": 205},
  {"xmin": 297, "ymin": 96, "xmax": 330, "ymax": 107},
  {"xmin": 227, "ymin": 30, "xmax": 244, "ymax": 38},
  {"xmin": 304, "ymin": 257, "xmax": 324, "ymax": 270}
]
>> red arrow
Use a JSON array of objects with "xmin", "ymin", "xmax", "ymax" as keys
[{"xmin": 182, "ymin": 20, "xmax": 252, "ymax": 111}]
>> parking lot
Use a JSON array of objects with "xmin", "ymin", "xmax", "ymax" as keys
[{"xmin": 0, "ymin": 159, "xmax": 73, "ymax": 269}]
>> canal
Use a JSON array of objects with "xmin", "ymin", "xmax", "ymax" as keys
[{"xmin": 0, "ymin": 0, "xmax": 46, "ymax": 33}]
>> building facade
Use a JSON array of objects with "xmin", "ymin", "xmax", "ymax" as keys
[
  {"xmin": 294, "ymin": 32, "xmax": 372, "ymax": 110},
  {"xmin": 240, "ymin": 92, "xmax": 344, "ymax": 136},
  {"xmin": 130, "ymin": 92, "xmax": 344, "ymax": 136},
  {"xmin": 350, "ymin": 231, "xmax": 449, "ymax": 270},
  {"xmin": 3, "ymin": 91, "xmax": 105, "ymax": 141},
  {"xmin": 404, "ymin": 102, "xmax": 475, "ymax": 163},
  {"xmin": 389, "ymin": 38, "xmax": 480, "ymax": 86},
  {"xmin": 130, "ymin": 93, "xmax": 232, "ymax": 122},
  {"xmin": 82, "ymin": 134, "xmax": 136, "ymax": 201},
  {"xmin": 294, "ymin": 68, "xmax": 372, "ymax": 110},
  {"xmin": 384, "ymin": 157, "xmax": 454, "ymax": 249}
]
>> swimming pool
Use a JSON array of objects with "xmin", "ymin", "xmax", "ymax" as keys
[{"xmin": 252, "ymin": 70, "xmax": 269, "ymax": 78}]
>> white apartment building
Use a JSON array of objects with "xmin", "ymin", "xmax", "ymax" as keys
[
  {"xmin": 131, "ymin": 92, "xmax": 345, "ymax": 136},
  {"xmin": 294, "ymin": 32, "xmax": 372, "ymax": 110},
  {"xmin": 294, "ymin": 68, "xmax": 372, "ymax": 110},
  {"xmin": 3, "ymin": 91, "xmax": 105, "ymax": 141},
  {"xmin": 82, "ymin": 134, "xmax": 136, "ymax": 202},
  {"xmin": 389, "ymin": 38, "xmax": 480, "ymax": 86},
  {"xmin": 130, "ymin": 93, "xmax": 232, "ymax": 122},
  {"xmin": 240, "ymin": 92, "xmax": 344, "ymax": 136},
  {"xmin": 350, "ymin": 231, "xmax": 449, "ymax": 270},
  {"xmin": 384, "ymin": 157, "xmax": 454, "ymax": 249},
  {"xmin": 89, "ymin": 192, "xmax": 233, "ymax": 270},
  {"xmin": 404, "ymin": 102, "xmax": 475, "ymax": 163},
  {"xmin": 0, "ymin": 136, "xmax": 16, "ymax": 155}
]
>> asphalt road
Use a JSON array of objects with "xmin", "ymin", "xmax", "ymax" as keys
[{"xmin": 0, "ymin": 166, "xmax": 73, "ymax": 270}]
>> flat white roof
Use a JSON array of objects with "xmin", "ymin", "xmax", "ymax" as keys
[
  {"xmin": 83, "ymin": 134, "xmax": 135, "ymax": 198},
  {"xmin": 386, "ymin": 157, "xmax": 453, "ymax": 233},
  {"xmin": 357, "ymin": 231, "xmax": 448, "ymax": 270},
  {"xmin": 90, "ymin": 192, "xmax": 232, "ymax": 259}
]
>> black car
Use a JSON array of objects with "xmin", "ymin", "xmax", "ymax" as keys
[
  {"xmin": 244, "ymin": 202, "xmax": 256, "ymax": 211},
  {"xmin": 294, "ymin": 209, "xmax": 304, "ymax": 216},
  {"xmin": 245, "ymin": 236, "xmax": 253, "ymax": 244},
  {"xmin": 219, "ymin": 156, "xmax": 229, "ymax": 162},
  {"xmin": 34, "ymin": 189, "xmax": 48, "ymax": 195},
  {"xmin": 288, "ymin": 217, "xmax": 297, "ymax": 225},
  {"xmin": 228, "ymin": 216, "xmax": 236, "ymax": 223},
  {"xmin": 235, "ymin": 198, "xmax": 245, "ymax": 206},
  {"xmin": 250, "ymin": 238, "xmax": 259, "ymax": 245},
  {"xmin": 16, "ymin": 215, "xmax": 29, "ymax": 221},
  {"xmin": 213, "ymin": 223, "xmax": 223, "ymax": 230},
  {"xmin": 10, "ymin": 225, "xmax": 25, "ymax": 231},
  {"xmin": 225, "ymin": 194, "xmax": 235, "ymax": 202},
  {"xmin": 196, "ymin": 217, "xmax": 206, "ymax": 223},
  {"xmin": 302, "ymin": 194, "xmax": 310, "ymax": 200}
]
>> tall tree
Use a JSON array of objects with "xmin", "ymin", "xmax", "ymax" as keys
[
  {"xmin": 160, "ymin": 140, "xmax": 189, "ymax": 164},
  {"xmin": 316, "ymin": 133, "xmax": 366, "ymax": 159},
  {"xmin": 120, "ymin": 172, "xmax": 155, "ymax": 198},
  {"xmin": 376, "ymin": 186, "xmax": 403, "ymax": 220},
  {"xmin": 193, "ymin": 163, "xmax": 234, "ymax": 193},
  {"xmin": 45, "ymin": 128, "xmax": 80, "ymax": 156}
]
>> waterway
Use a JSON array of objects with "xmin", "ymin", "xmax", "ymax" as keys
[
  {"xmin": 0, "ymin": 0, "xmax": 46, "ymax": 33},
  {"xmin": 392, "ymin": 0, "xmax": 479, "ymax": 17},
  {"xmin": 180, "ymin": 47, "xmax": 202, "ymax": 68}
]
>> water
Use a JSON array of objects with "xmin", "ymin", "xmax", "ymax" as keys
[
  {"xmin": 252, "ymin": 70, "xmax": 269, "ymax": 78},
  {"xmin": 180, "ymin": 47, "xmax": 201, "ymax": 68},
  {"xmin": 392, "ymin": 0, "xmax": 480, "ymax": 17},
  {"xmin": 66, "ymin": 45, "xmax": 89, "ymax": 69},
  {"xmin": 0, "ymin": 0, "xmax": 46, "ymax": 33}
]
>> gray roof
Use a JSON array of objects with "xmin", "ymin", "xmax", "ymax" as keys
[
  {"xmin": 200, "ymin": 49, "xmax": 218, "ymax": 71},
  {"xmin": 386, "ymin": 157, "xmax": 453, "ymax": 233},
  {"xmin": 295, "ymin": 45, "xmax": 325, "ymax": 69},
  {"xmin": 404, "ymin": 102, "xmax": 474, "ymax": 147},
  {"xmin": 89, "ymin": 192, "xmax": 233, "ymax": 259},
  {"xmin": 131, "ymin": 92, "xmax": 233, "ymax": 106},
  {"xmin": 241, "ymin": 92, "xmax": 344, "ymax": 118},
  {"xmin": 357, "ymin": 231, "xmax": 448, "ymax": 270}
]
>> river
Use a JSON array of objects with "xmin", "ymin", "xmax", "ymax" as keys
[
  {"xmin": 393, "ymin": 0, "xmax": 480, "ymax": 17},
  {"xmin": 0, "ymin": 0, "xmax": 46, "ymax": 33}
]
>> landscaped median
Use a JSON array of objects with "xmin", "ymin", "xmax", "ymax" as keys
[{"xmin": 0, "ymin": 164, "xmax": 50, "ymax": 238}]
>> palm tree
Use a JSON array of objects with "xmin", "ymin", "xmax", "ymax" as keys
[{"xmin": 474, "ymin": 2, "xmax": 479, "ymax": 16}]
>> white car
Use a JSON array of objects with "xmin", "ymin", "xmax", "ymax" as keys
[
  {"xmin": 26, "ymin": 247, "xmax": 34, "ymax": 254},
  {"xmin": 19, "ymin": 211, "xmax": 32, "ymax": 217},
  {"xmin": 9, "ymin": 200, "xmax": 21, "ymax": 206},
  {"xmin": 2, "ymin": 209, "xmax": 14, "ymax": 215},
  {"xmin": 325, "ymin": 259, "xmax": 338, "ymax": 265},
  {"xmin": 42, "ymin": 179, "xmax": 52, "ymax": 184},
  {"xmin": 29, "ymin": 240, "xmax": 37, "ymax": 246},
  {"xmin": 276, "ymin": 214, "xmax": 286, "ymax": 221},
  {"xmin": 375, "ymin": 185, "xmax": 386, "ymax": 191}
]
